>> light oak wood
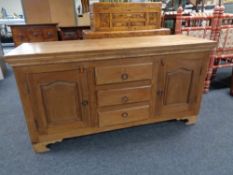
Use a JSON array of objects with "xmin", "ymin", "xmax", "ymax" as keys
[
  {"xmin": 83, "ymin": 28, "xmax": 170, "ymax": 39},
  {"xmin": 5, "ymin": 35, "xmax": 216, "ymax": 152},
  {"xmin": 176, "ymin": 115, "xmax": 198, "ymax": 125},
  {"xmin": 22, "ymin": 0, "xmax": 51, "ymax": 24},
  {"xmin": 48, "ymin": 0, "xmax": 76, "ymax": 27},
  {"xmin": 97, "ymin": 86, "xmax": 151, "ymax": 107},
  {"xmin": 99, "ymin": 105, "xmax": 150, "ymax": 127},
  {"xmin": 90, "ymin": 3, "xmax": 162, "ymax": 32},
  {"xmin": 84, "ymin": 2, "xmax": 170, "ymax": 39},
  {"xmin": 95, "ymin": 63, "xmax": 153, "ymax": 85},
  {"xmin": 32, "ymin": 139, "xmax": 62, "ymax": 153},
  {"xmin": 22, "ymin": 0, "xmax": 76, "ymax": 26}
]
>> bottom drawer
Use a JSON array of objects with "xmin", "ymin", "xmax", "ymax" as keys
[{"xmin": 99, "ymin": 105, "xmax": 150, "ymax": 127}]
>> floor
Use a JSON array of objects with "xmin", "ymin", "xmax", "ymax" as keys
[{"xmin": 0, "ymin": 50, "xmax": 233, "ymax": 174}]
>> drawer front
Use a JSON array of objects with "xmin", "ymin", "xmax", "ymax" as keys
[
  {"xmin": 62, "ymin": 31, "xmax": 78, "ymax": 40},
  {"xmin": 95, "ymin": 63, "xmax": 153, "ymax": 85},
  {"xmin": 43, "ymin": 28, "xmax": 58, "ymax": 41},
  {"xmin": 11, "ymin": 28, "xmax": 29, "ymax": 45},
  {"xmin": 27, "ymin": 28, "xmax": 43, "ymax": 42},
  {"xmin": 97, "ymin": 86, "xmax": 151, "ymax": 107},
  {"xmin": 99, "ymin": 105, "xmax": 150, "ymax": 127}
]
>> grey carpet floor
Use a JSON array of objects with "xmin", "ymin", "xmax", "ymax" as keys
[{"xmin": 0, "ymin": 67, "xmax": 233, "ymax": 175}]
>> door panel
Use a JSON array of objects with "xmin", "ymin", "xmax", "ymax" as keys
[
  {"xmin": 28, "ymin": 69, "xmax": 90, "ymax": 133},
  {"xmin": 158, "ymin": 54, "xmax": 203, "ymax": 116},
  {"xmin": 163, "ymin": 68, "xmax": 192, "ymax": 105},
  {"xmin": 41, "ymin": 81, "xmax": 82, "ymax": 125}
]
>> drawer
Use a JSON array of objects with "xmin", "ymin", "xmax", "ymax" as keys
[
  {"xmin": 27, "ymin": 28, "xmax": 43, "ymax": 42},
  {"xmin": 99, "ymin": 105, "xmax": 150, "ymax": 127},
  {"xmin": 97, "ymin": 86, "xmax": 151, "ymax": 107},
  {"xmin": 95, "ymin": 63, "xmax": 153, "ymax": 85},
  {"xmin": 11, "ymin": 28, "xmax": 29, "ymax": 44},
  {"xmin": 43, "ymin": 28, "xmax": 58, "ymax": 41}
]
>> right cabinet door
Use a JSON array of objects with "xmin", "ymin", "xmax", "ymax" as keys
[{"xmin": 158, "ymin": 53, "xmax": 204, "ymax": 116}]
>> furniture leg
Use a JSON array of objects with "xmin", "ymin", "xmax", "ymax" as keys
[
  {"xmin": 230, "ymin": 67, "xmax": 233, "ymax": 96},
  {"xmin": 32, "ymin": 139, "xmax": 62, "ymax": 153},
  {"xmin": 177, "ymin": 115, "xmax": 198, "ymax": 125},
  {"xmin": 204, "ymin": 53, "xmax": 215, "ymax": 93}
]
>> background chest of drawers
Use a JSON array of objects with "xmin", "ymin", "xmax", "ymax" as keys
[{"xmin": 10, "ymin": 24, "xmax": 58, "ymax": 46}]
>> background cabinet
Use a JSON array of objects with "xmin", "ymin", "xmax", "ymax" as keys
[{"xmin": 10, "ymin": 24, "xmax": 58, "ymax": 46}]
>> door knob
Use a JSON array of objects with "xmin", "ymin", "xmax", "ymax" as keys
[
  {"xmin": 121, "ymin": 112, "xmax": 128, "ymax": 118},
  {"xmin": 121, "ymin": 73, "xmax": 128, "ymax": 80},
  {"xmin": 121, "ymin": 96, "xmax": 129, "ymax": 103}
]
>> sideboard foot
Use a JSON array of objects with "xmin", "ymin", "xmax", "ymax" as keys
[
  {"xmin": 176, "ymin": 115, "xmax": 198, "ymax": 125},
  {"xmin": 33, "ymin": 139, "xmax": 62, "ymax": 153},
  {"xmin": 185, "ymin": 115, "xmax": 198, "ymax": 125}
]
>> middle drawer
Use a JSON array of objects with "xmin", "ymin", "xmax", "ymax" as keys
[{"xmin": 97, "ymin": 86, "xmax": 151, "ymax": 107}]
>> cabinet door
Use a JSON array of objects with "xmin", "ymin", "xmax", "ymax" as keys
[
  {"xmin": 158, "ymin": 54, "xmax": 204, "ymax": 116},
  {"xmin": 28, "ymin": 69, "xmax": 90, "ymax": 134}
]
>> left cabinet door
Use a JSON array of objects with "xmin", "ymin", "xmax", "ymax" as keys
[{"xmin": 27, "ymin": 68, "xmax": 91, "ymax": 134}]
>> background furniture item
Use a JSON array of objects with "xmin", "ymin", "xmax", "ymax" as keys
[
  {"xmin": 59, "ymin": 26, "xmax": 90, "ymax": 40},
  {"xmin": 10, "ymin": 24, "xmax": 58, "ymax": 46},
  {"xmin": 231, "ymin": 70, "xmax": 233, "ymax": 96},
  {"xmin": 0, "ymin": 19, "xmax": 25, "ymax": 44},
  {"xmin": 84, "ymin": 2, "xmax": 170, "ymax": 39},
  {"xmin": 212, "ymin": 8, "xmax": 233, "ymax": 76},
  {"xmin": 5, "ymin": 35, "xmax": 216, "ymax": 153},
  {"xmin": 83, "ymin": 28, "xmax": 170, "ymax": 39},
  {"xmin": 90, "ymin": 2, "xmax": 162, "ymax": 32},
  {"xmin": 81, "ymin": 0, "xmax": 90, "ymax": 13},
  {"xmin": 162, "ymin": 11, "xmax": 190, "ymax": 34},
  {"xmin": 0, "ymin": 41, "xmax": 7, "ymax": 80},
  {"xmin": 175, "ymin": 5, "xmax": 233, "ymax": 93},
  {"xmin": 22, "ymin": 0, "xmax": 77, "ymax": 26}
]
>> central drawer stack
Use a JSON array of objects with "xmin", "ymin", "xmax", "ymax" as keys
[{"xmin": 95, "ymin": 62, "xmax": 153, "ymax": 127}]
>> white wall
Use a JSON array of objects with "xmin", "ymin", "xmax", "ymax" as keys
[{"xmin": 0, "ymin": 0, "xmax": 24, "ymax": 16}]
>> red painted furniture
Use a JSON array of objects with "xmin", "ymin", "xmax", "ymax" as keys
[
  {"xmin": 175, "ymin": 6, "xmax": 233, "ymax": 93},
  {"xmin": 231, "ymin": 70, "xmax": 233, "ymax": 96}
]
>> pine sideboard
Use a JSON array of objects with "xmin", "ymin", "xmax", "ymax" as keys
[{"xmin": 5, "ymin": 35, "xmax": 216, "ymax": 153}]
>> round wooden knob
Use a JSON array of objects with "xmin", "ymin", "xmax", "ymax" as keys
[
  {"xmin": 121, "ymin": 73, "xmax": 128, "ymax": 80},
  {"xmin": 121, "ymin": 96, "xmax": 129, "ymax": 103},
  {"xmin": 121, "ymin": 112, "xmax": 128, "ymax": 118}
]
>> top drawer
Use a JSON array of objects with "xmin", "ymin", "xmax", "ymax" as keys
[{"xmin": 95, "ymin": 63, "xmax": 153, "ymax": 85}]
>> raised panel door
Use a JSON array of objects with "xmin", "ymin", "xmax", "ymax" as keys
[
  {"xmin": 157, "ymin": 54, "xmax": 203, "ymax": 116},
  {"xmin": 28, "ymin": 69, "xmax": 90, "ymax": 134}
]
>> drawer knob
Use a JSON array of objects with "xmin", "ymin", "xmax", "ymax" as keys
[
  {"xmin": 121, "ymin": 73, "xmax": 128, "ymax": 80},
  {"xmin": 121, "ymin": 112, "xmax": 128, "ymax": 118},
  {"xmin": 121, "ymin": 96, "xmax": 129, "ymax": 103},
  {"xmin": 82, "ymin": 100, "xmax": 88, "ymax": 106},
  {"xmin": 47, "ymin": 32, "xmax": 52, "ymax": 36}
]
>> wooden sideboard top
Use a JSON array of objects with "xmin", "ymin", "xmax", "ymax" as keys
[{"xmin": 5, "ymin": 35, "xmax": 216, "ymax": 66}]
